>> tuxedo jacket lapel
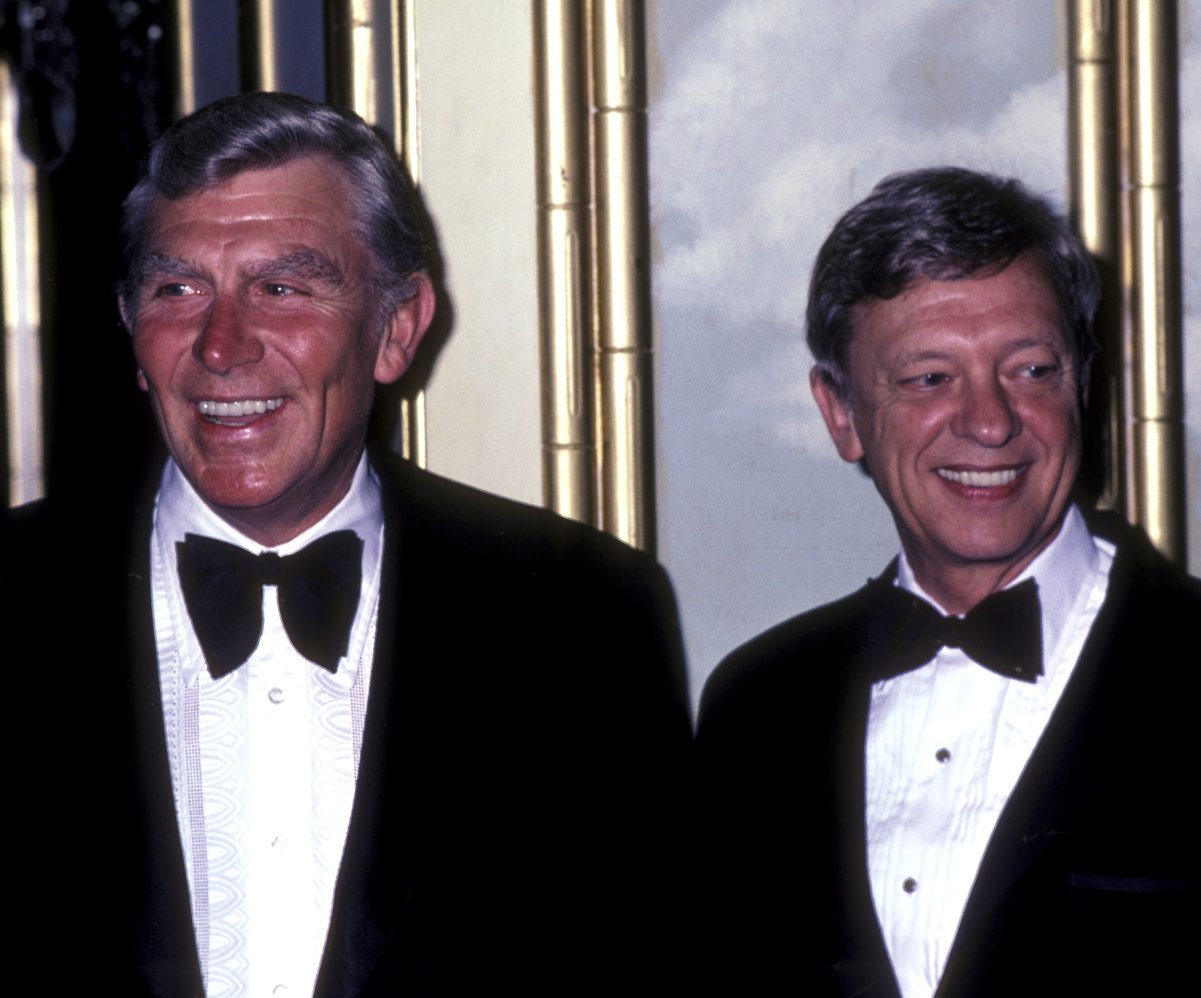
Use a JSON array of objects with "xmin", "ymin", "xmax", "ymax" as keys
[
  {"xmin": 937, "ymin": 642, "xmax": 1101, "ymax": 990},
  {"xmin": 314, "ymin": 461, "xmax": 517, "ymax": 996},
  {"xmin": 825, "ymin": 559, "xmax": 1116, "ymax": 998},
  {"xmin": 124, "ymin": 590, "xmax": 206, "ymax": 996},
  {"xmin": 828, "ymin": 668, "xmax": 898, "ymax": 998},
  {"xmin": 88, "ymin": 482, "xmax": 205, "ymax": 997},
  {"xmin": 822, "ymin": 570, "xmax": 906, "ymax": 997},
  {"xmin": 933, "ymin": 526, "xmax": 1151, "ymax": 994},
  {"xmin": 313, "ymin": 482, "xmax": 456, "ymax": 997}
]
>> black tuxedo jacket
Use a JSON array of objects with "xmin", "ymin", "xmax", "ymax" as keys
[
  {"xmin": 4, "ymin": 452, "xmax": 694, "ymax": 996},
  {"xmin": 697, "ymin": 511, "xmax": 1199, "ymax": 997}
]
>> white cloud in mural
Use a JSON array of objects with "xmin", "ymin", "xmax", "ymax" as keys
[
  {"xmin": 650, "ymin": 0, "xmax": 1201, "ymax": 701},
  {"xmin": 653, "ymin": 2, "xmax": 1063, "ymax": 292},
  {"xmin": 651, "ymin": 0, "xmax": 1070, "ymax": 460}
]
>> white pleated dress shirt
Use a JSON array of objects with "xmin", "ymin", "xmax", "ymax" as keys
[
  {"xmin": 865, "ymin": 504, "xmax": 1113, "ymax": 998},
  {"xmin": 149, "ymin": 455, "xmax": 385, "ymax": 998}
]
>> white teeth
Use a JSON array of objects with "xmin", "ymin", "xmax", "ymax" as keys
[
  {"xmin": 197, "ymin": 398, "xmax": 283, "ymax": 418},
  {"xmin": 937, "ymin": 467, "xmax": 1020, "ymax": 487}
]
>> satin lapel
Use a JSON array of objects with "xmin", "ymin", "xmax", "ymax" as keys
[
  {"xmin": 829, "ymin": 570, "xmax": 905, "ymax": 998},
  {"xmin": 312, "ymin": 482, "xmax": 408, "ymax": 998},
  {"xmin": 938, "ymin": 536, "xmax": 1133, "ymax": 989},
  {"xmin": 109, "ymin": 478, "xmax": 206, "ymax": 996},
  {"xmin": 314, "ymin": 465, "xmax": 484, "ymax": 998}
]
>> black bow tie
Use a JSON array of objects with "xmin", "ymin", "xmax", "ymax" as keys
[
  {"xmin": 879, "ymin": 579, "xmax": 1043, "ymax": 683},
  {"xmin": 176, "ymin": 530, "xmax": 364, "ymax": 678}
]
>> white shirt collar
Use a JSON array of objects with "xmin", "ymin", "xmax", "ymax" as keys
[
  {"xmin": 153, "ymin": 452, "xmax": 386, "ymax": 688},
  {"xmin": 156, "ymin": 453, "xmax": 382, "ymax": 555},
  {"xmin": 896, "ymin": 503, "xmax": 1106, "ymax": 672}
]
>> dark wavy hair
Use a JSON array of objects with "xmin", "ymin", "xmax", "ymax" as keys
[
  {"xmin": 119, "ymin": 91, "xmax": 428, "ymax": 323},
  {"xmin": 807, "ymin": 167, "xmax": 1100, "ymax": 400}
]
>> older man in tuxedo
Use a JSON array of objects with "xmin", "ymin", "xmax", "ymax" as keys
[
  {"xmin": 4, "ymin": 92, "xmax": 691, "ymax": 996},
  {"xmin": 698, "ymin": 168, "xmax": 1199, "ymax": 996}
]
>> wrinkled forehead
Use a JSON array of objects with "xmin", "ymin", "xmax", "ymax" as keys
[
  {"xmin": 846, "ymin": 258, "xmax": 1078, "ymax": 381},
  {"xmin": 851, "ymin": 256, "xmax": 1072, "ymax": 351},
  {"xmin": 143, "ymin": 159, "xmax": 372, "ymax": 265}
]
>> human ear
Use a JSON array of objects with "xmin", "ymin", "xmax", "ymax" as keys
[
  {"xmin": 120, "ymin": 297, "xmax": 150, "ymax": 392},
  {"xmin": 810, "ymin": 367, "xmax": 865, "ymax": 463},
  {"xmin": 375, "ymin": 272, "xmax": 436, "ymax": 384},
  {"xmin": 118, "ymin": 294, "xmax": 137, "ymax": 334}
]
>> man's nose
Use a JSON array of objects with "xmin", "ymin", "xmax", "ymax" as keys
[
  {"xmin": 954, "ymin": 377, "xmax": 1020, "ymax": 446},
  {"xmin": 193, "ymin": 297, "xmax": 264, "ymax": 373}
]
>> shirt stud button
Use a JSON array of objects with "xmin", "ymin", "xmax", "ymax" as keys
[
  {"xmin": 935, "ymin": 747, "xmax": 951, "ymax": 763},
  {"xmin": 903, "ymin": 877, "xmax": 918, "ymax": 894}
]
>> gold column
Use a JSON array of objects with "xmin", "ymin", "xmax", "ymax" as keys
[
  {"xmin": 0, "ymin": 60, "xmax": 44, "ymax": 506},
  {"xmin": 1067, "ymin": 1, "xmax": 1122, "ymax": 509},
  {"xmin": 326, "ymin": 0, "xmax": 426, "ymax": 466},
  {"xmin": 241, "ymin": 0, "xmax": 281, "ymax": 92},
  {"xmin": 325, "ymin": 0, "xmax": 382, "ymax": 118},
  {"xmin": 1124, "ymin": 0, "xmax": 1184, "ymax": 560},
  {"xmin": 533, "ymin": 0, "xmax": 597, "ymax": 525},
  {"xmin": 393, "ymin": 0, "xmax": 426, "ymax": 467},
  {"xmin": 592, "ymin": 0, "xmax": 655, "ymax": 552},
  {"xmin": 173, "ymin": 0, "xmax": 198, "ymax": 116}
]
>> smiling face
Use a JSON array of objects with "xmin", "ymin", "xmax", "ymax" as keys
[
  {"xmin": 811, "ymin": 255, "xmax": 1083, "ymax": 612},
  {"xmin": 128, "ymin": 156, "xmax": 434, "ymax": 546}
]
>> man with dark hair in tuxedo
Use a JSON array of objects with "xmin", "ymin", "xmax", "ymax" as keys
[
  {"xmin": 4, "ymin": 91, "xmax": 691, "ymax": 996},
  {"xmin": 699, "ymin": 167, "xmax": 1198, "ymax": 997}
]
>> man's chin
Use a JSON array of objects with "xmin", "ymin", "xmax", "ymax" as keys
[
  {"xmin": 181, "ymin": 465, "xmax": 283, "ymax": 508},
  {"xmin": 931, "ymin": 527, "xmax": 1061, "ymax": 575}
]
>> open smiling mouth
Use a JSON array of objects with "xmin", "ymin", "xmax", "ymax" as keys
[
  {"xmin": 197, "ymin": 398, "xmax": 285, "ymax": 423},
  {"xmin": 936, "ymin": 467, "xmax": 1024, "ymax": 488}
]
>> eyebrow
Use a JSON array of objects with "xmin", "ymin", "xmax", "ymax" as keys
[
  {"xmin": 136, "ymin": 249, "xmax": 348, "ymax": 288},
  {"xmin": 137, "ymin": 252, "xmax": 201, "ymax": 283},
  {"xmin": 888, "ymin": 336, "xmax": 1065, "ymax": 368},
  {"xmin": 243, "ymin": 249, "xmax": 347, "ymax": 287}
]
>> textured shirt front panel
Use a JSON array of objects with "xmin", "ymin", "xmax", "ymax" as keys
[
  {"xmin": 150, "ymin": 456, "xmax": 383, "ymax": 997},
  {"xmin": 865, "ymin": 505, "xmax": 1113, "ymax": 998}
]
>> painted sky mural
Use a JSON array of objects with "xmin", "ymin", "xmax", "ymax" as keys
[{"xmin": 649, "ymin": 0, "xmax": 1201, "ymax": 705}]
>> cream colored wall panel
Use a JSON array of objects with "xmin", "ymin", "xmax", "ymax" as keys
[{"xmin": 412, "ymin": 0, "xmax": 542, "ymax": 506}]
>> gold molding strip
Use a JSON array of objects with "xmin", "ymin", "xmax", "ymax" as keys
[
  {"xmin": 1124, "ymin": 0, "xmax": 1184, "ymax": 561},
  {"xmin": 325, "ymin": 0, "xmax": 377, "ymax": 115},
  {"xmin": 326, "ymin": 0, "xmax": 427, "ymax": 466},
  {"xmin": 0, "ymin": 60, "xmax": 45, "ymax": 506},
  {"xmin": 243, "ymin": 0, "xmax": 281, "ymax": 92},
  {"xmin": 174, "ymin": 0, "xmax": 197, "ymax": 116},
  {"xmin": 395, "ymin": 0, "xmax": 426, "ymax": 468},
  {"xmin": 1067, "ymin": 0, "xmax": 1184, "ymax": 560},
  {"xmin": 592, "ymin": 0, "xmax": 655, "ymax": 552},
  {"xmin": 392, "ymin": 0, "xmax": 414, "ymax": 174},
  {"xmin": 534, "ymin": 0, "xmax": 597, "ymax": 525},
  {"xmin": 1067, "ymin": 0, "xmax": 1122, "ymax": 509}
]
